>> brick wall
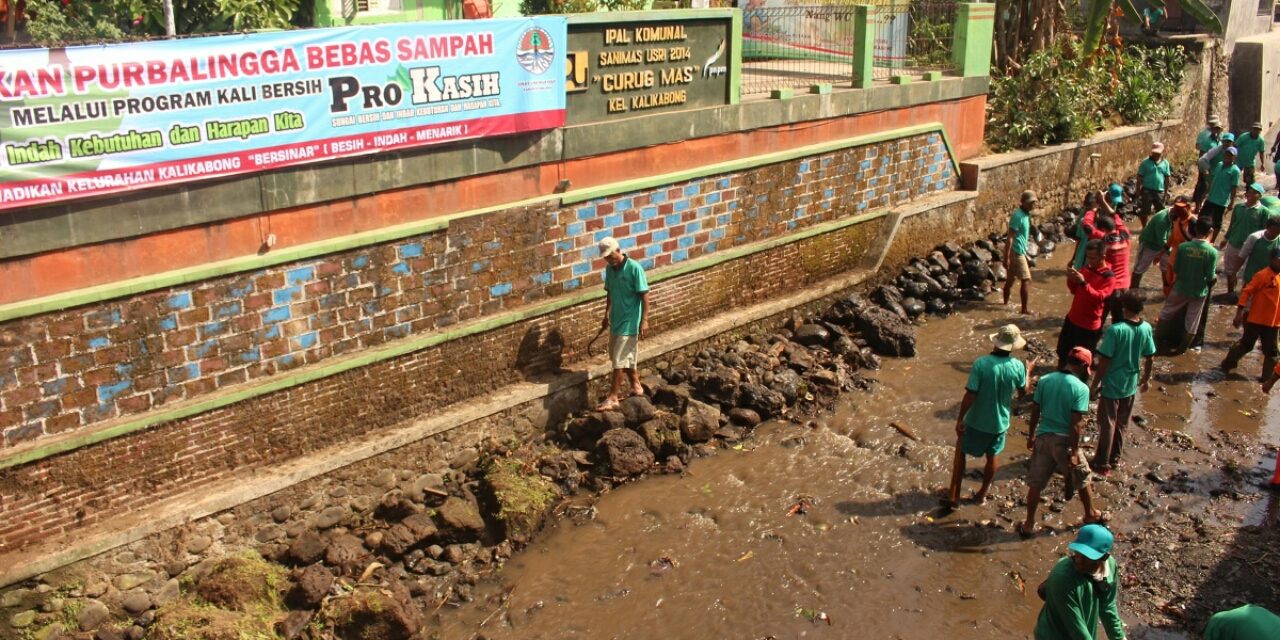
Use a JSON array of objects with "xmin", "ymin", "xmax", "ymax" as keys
[
  {"xmin": 0, "ymin": 210, "xmax": 893, "ymax": 552},
  {"xmin": 0, "ymin": 132, "xmax": 952, "ymax": 450}
]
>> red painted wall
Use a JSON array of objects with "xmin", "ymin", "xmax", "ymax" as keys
[{"xmin": 0, "ymin": 95, "xmax": 986, "ymax": 305}]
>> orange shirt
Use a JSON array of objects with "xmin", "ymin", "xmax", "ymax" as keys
[{"xmin": 1239, "ymin": 267, "xmax": 1280, "ymax": 327}]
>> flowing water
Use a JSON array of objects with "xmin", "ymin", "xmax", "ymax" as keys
[{"xmin": 435, "ymin": 245, "xmax": 1280, "ymax": 639}]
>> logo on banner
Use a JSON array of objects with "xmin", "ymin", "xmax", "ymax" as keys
[{"xmin": 517, "ymin": 27, "xmax": 555, "ymax": 74}]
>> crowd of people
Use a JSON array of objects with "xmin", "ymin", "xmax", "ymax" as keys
[{"xmin": 951, "ymin": 117, "xmax": 1280, "ymax": 639}]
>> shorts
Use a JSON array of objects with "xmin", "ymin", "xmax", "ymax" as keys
[
  {"xmin": 961, "ymin": 427, "xmax": 1006, "ymax": 457},
  {"xmin": 1243, "ymin": 167, "xmax": 1256, "ymax": 188},
  {"xmin": 1027, "ymin": 433, "xmax": 1091, "ymax": 491},
  {"xmin": 1201, "ymin": 202, "xmax": 1227, "ymax": 230},
  {"xmin": 1132, "ymin": 245, "xmax": 1165, "ymax": 276},
  {"xmin": 1007, "ymin": 254, "xmax": 1032, "ymax": 282},
  {"xmin": 608, "ymin": 333, "xmax": 638, "ymax": 369},
  {"xmin": 1222, "ymin": 243, "xmax": 1245, "ymax": 277}
]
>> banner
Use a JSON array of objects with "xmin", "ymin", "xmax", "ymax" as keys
[{"xmin": 0, "ymin": 18, "xmax": 567, "ymax": 211}]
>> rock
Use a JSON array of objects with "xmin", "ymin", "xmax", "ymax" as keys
[
  {"xmin": 901, "ymin": 297, "xmax": 925, "ymax": 318},
  {"xmin": 436, "ymin": 497, "xmax": 485, "ymax": 539},
  {"xmin": 286, "ymin": 532, "xmax": 327, "ymax": 566},
  {"xmin": 854, "ymin": 307, "xmax": 917, "ymax": 357},
  {"xmin": 598, "ymin": 428, "xmax": 656, "ymax": 476},
  {"xmin": 271, "ymin": 506, "xmax": 293, "ymax": 523},
  {"xmin": 691, "ymin": 366, "xmax": 740, "ymax": 404},
  {"xmin": 380, "ymin": 525, "xmax": 422, "ymax": 557},
  {"xmin": 321, "ymin": 585, "xmax": 421, "ymax": 640},
  {"xmin": 680, "ymin": 399, "xmax": 721, "ymax": 443},
  {"xmin": 619, "ymin": 395, "xmax": 657, "ymax": 426},
  {"xmin": 937, "ymin": 241, "xmax": 962, "ymax": 259},
  {"xmin": 324, "ymin": 534, "xmax": 370, "ymax": 576},
  {"xmin": 9, "ymin": 609, "xmax": 36, "ymax": 628},
  {"xmin": 736, "ymin": 383, "xmax": 785, "ymax": 419},
  {"xmin": 120, "ymin": 591, "xmax": 152, "ymax": 615},
  {"xmin": 638, "ymin": 415, "xmax": 684, "ymax": 458},
  {"xmin": 35, "ymin": 623, "xmax": 66, "ymax": 639},
  {"xmin": 154, "ymin": 579, "xmax": 180, "ymax": 608},
  {"xmin": 185, "ymin": 535, "xmax": 212, "ymax": 555},
  {"xmin": 83, "ymin": 581, "xmax": 109, "ymax": 599},
  {"xmin": 727, "ymin": 407, "xmax": 761, "ymax": 427},
  {"xmin": 254, "ymin": 525, "xmax": 285, "ymax": 543},
  {"xmin": 94, "ymin": 629, "xmax": 123, "ymax": 640},
  {"xmin": 651, "ymin": 384, "xmax": 691, "ymax": 413},
  {"xmin": 78, "ymin": 600, "xmax": 110, "ymax": 631},
  {"xmin": 408, "ymin": 473, "xmax": 446, "ymax": 502},
  {"xmin": 769, "ymin": 368, "xmax": 804, "ymax": 404},
  {"xmin": 484, "ymin": 459, "xmax": 559, "ymax": 542},
  {"xmin": 1, "ymin": 587, "xmax": 31, "ymax": 608},
  {"xmin": 287, "ymin": 565, "xmax": 335, "ymax": 609},
  {"xmin": 114, "ymin": 573, "xmax": 153, "ymax": 592},
  {"xmin": 568, "ymin": 411, "xmax": 626, "ymax": 446},
  {"xmin": 314, "ymin": 506, "xmax": 346, "ymax": 530},
  {"xmin": 792, "ymin": 324, "xmax": 830, "ymax": 347},
  {"xmin": 277, "ymin": 610, "xmax": 315, "ymax": 640},
  {"xmin": 193, "ymin": 555, "xmax": 285, "ymax": 613},
  {"xmin": 126, "ymin": 626, "xmax": 145, "ymax": 640},
  {"xmin": 372, "ymin": 469, "xmax": 398, "ymax": 489}
]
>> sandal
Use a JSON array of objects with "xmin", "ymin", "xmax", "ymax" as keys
[{"xmin": 1016, "ymin": 522, "xmax": 1038, "ymax": 539}]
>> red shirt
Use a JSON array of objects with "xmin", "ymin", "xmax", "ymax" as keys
[{"xmin": 1067, "ymin": 264, "xmax": 1116, "ymax": 330}]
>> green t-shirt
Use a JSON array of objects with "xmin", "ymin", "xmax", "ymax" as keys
[
  {"xmin": 604, "ymin": 256, "xmax": 649, "ymax": 335},
  {"xmin": 1138, "ymin": 208, "xmax": 1172, "ymax": 251},
  {"xmin": 1097, "ymin": 320, "xmax": 1156, "ymax": 400},
  {"xmin": 1242, "ymin": 230, "xmax": 1280, "ymax": 284},
  {"xmin": 1234, "ymin": 132, "xmax": 1267, "ymax": 168},
  {"xmin": 1138, "ymin": 157, "xmax": 1171, "ymax": 192},
  {"xmin": 1033, "ymin": 371, "xmax": 1090, "ymax": 436},
  {"xmin": 1223, "ymin": 203, "xmax": 1266, "ymax": 248},
  {"xmin": 1204, "ymin": 604, "xmax": 1280, "ymax": 640},
  {"xmin": 1196, "ymin": 128, "xmax": 1218, "ymax": 154},
  {"xmin": 1009, "ymin": 207, "xmax": 1031, "ymax": 256},
  {"xmin": 1034, "ymin": 556, "xmax": 1125, "ymax": 640},
  {"xmin": 962, "ymin": 352, "xmax": 1027, "ymax": 434},
  {"xmin": 1206, "ymin": 163, "xmax": 1242, "ymax": 207},
  {"xmin": 1172, "ymin": 240, "xmax": 1219, "ymax": 298}
]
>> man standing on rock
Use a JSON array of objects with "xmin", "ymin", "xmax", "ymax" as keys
[
  {"xmin": 1088, "ymin": 291, "xmax": 1155, "ymax": 477},
  {"xmin": 1158, "ymin": 219, "xmax": 1218, "ymax": 353},
  {"xmin": 1220, "ymin": 183, "xmax": 1269, "ymax": 295},
  {"xmin": 597, "ymin": 236, "xmax": 650, "ymax": 411},
  {"xmin": 944, "ymin": 324, "xmax": 1036, "ymax": 510},
  {"xmin": 1003, "ymin": 190, "xmax": 1036, "ymax": 315},
  {"xmin": 1058, "ymin": 240, "xmax": 1115, "ymax": 366},
  {"xmin": 1136, "ymin": 142, "xmax": 1171, "ymax": 228},
  {"xmin": 1220, "ymin": 246, "xmax": 1280, "ymax": 380},
  {"xmin": 1193, "ymin": 116, "xmax": 1224, "ymax": 203},
  {"xmin": 1021, "ymin": 347, "xmax": 1107, "ymax": 537},
  {"xmin": 1033, "ymin": 524, "xmax": 1125, "ymax": 639}
]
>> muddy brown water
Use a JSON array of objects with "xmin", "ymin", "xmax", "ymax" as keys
[{"xmin": 434, "ymin": 243, "xmax": 1279, "ymax": 639}]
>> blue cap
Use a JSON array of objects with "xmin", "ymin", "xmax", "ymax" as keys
[
  {"xmin": 1222, "ymin": 132, "xmax": 1236, "ymax": 142},
  {"xmin": 1069, "ymin": 524, "xmax": 1114, "ymax": 560},
  {"xmin": 1108, "ymin": 183, "xmax": 1124, "ymax": 206},
  {"xmin": 1249, "ymin": 182, "xmax": 1266, "ymax": 194}
]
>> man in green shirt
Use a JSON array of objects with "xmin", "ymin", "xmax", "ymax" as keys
[
  {"xmin": 1034, "ymin": 524, "xmax": 1126, "ymax": 640},
  {"xmin": 1199, "ymin": 146, "xmax": 1241, "ymax": 244},
  {"xmin": 1088, "ymin": 292, "xmax": 1155, "ymax": 476},
  {"xmin": 1158, "ymin": 220, "xmax": 1218, "ymax": 353},
  {"xmin": 944, "ymin": 324, "xmax": 1036, "ymax": 509},
  {"xmin": 1220, "ymin": 182, "xmax": 1268, "ymax": 294},
  {"xmin": 1020, "ymin": 347, "xmax": 1105, "ymax": 536},
  {"xmin": 1239, "ymin": 215, "xmax": 1280, "ymax": 285},
  {"xmin": 597, "ymin": 236, "xmax": 650, "ymax": 411},
  {"xmin": 1135, "ymin": 142, "xmax": 1170, "ymax": 227},
  {"xmin": 1192, "ymin": 115, "xmax": 1223, "ymax": 203},
  {"xmin": 1131, "ymin": 201, "xmax": 1173, "ymax": 289},
  {"xmin": 1003, "ymin": 190, "xmax": 1036, "ymax": 315},
  {"xmin": 1204, "ymin": 604, "xmax": 1280, "ymax": 639},
  {"xmin": 1234, "ymin": 122, "xmax": 1269, "ymax": 187}
]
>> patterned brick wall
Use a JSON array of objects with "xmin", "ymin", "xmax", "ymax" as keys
[{"xmin": 0, "ymin": 132, "xmax": 952, "ymax": 450}]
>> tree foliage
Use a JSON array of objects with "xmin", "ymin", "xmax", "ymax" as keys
[{"xmin": 21, "ymin": 0, "xmax": 303, "ymax": 45}]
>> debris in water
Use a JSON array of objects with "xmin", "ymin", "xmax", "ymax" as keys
[
  {"xmin": 796, "ymin": 607, "xmax": 832, "ymax": 625},
  {"xmin": 649, "ymin": 555, "xmax": 678, "ymax": 576},
  {"xmin": 1008, "ymin": 570, "xmax": 1026, "ymax": 594},
  {"xmin": 736, "ymin": 551, "xmax": 754, "ymax": 563},
  {"xmin": 889, "ymin": 421, "xmax": 921, "ymax": 441},
  {"xmin": 786, "ymin": 497, "xmax": 813, "ymax": 517}
]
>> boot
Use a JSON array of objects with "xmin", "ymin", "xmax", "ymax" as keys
[{"xmin": 1263, "ymin": 355, "xmax": 1277, "ymax": 383}]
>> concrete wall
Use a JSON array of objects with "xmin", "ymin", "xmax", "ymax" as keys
[
  {"xmin": 1221, "ymin": 0, "xmax": 1276, "ymax": 54},
  {"xmin": 1230, "ymin": 29, "xmax": 1280, "ymax": 144}
]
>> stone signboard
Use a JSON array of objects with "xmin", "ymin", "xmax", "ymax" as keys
[{"xmin": 565, "ymin": 13, "xmax": 735, "ymax": 125}]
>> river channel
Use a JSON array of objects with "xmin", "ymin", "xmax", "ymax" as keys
[{"xmin": 434, "ymin": 243, "xmax": 1280, "ymax": 639}]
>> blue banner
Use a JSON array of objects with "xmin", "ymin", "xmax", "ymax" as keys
[{"xmin": 0, "ymin": 18, "xmax": 567, "ymax": 210}]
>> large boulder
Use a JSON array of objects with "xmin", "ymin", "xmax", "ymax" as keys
[
  {"xmin": 854, "ymin": 307, "xmax": 917, "ymax": 357},
  {"xmin": 436, "ymin": 497, "xmax": 484, "ymax": 540},
  {"xmin": 620, "ymin": 395, "xmax": 657, "ymax": 426},
  {"xmin": 484, "ymin": 459, "xmax": 559, "ymax": 542},
  {"xmin": 285, "ymin": 532, "xmax": 327, "ymax": 567},
  {"xmin": 566, "ymin": 411, "xmax": 625, "ymax": 447},
  {"xmin": 638, "ymin": 412, "xmax": 684, "ymax": 458},
  {"xmin": 287, "ymin": 564, "xmax": 335, "ymax": 609},
  {"xmin": 679, "ymin": 399, "xmax": 721, "ymax": 443},
  {"xmin": 321, "ymin": 584, "xmax": 421, "ymax": 640},
  {"xmin": 690, "ymin": 366, "xmax": 740, "ymax": 405},
  {"xmin": 651, "ymin": 384, "xmax": 691, "ymax": 414},
  {"xmin": 769, "ymin": 368, "xmax": 805, "ymax": 404},
  {"xmin": 598, "ymin": 428, "xmax": 655, "ymax": 476},
  {"xmin": 736, "ymin": 383, "xmax": 786, "ymax": 419},
  {"xmin": 792, "ymin": 324, "xmax": 830, "ymax": 348}
]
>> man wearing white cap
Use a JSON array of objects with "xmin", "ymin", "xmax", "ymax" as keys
[
  {"xmin": 1135, "ymin": 142, "xmax": 1170, "ymax": 228},
  {"xmin": 1193, "ymin": 115, "xmax": 1223, "ymax": 203},
  {"xmin": 1199, "ymin": 145, "xmax": 1241, "ymax": 244},
  {"xmin": 943, "ymin": 324, "xmax": 1036, "ymax": 510},
  {"xmin": 1234, "ymin": 121, "xmax": 1268, "ymax": 188},
  {"xmin": 596, "ymin": 236, "xmax": 650, "ymax": 411}
]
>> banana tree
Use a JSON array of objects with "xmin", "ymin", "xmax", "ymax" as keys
[{"xmin": 1082, "ymin": 0, "xmax": 1224, "ymax": 56}]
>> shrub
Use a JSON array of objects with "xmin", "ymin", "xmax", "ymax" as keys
[{"xmin": 986, "ymin": 40, "xmax": 1187, "ymax": 152}]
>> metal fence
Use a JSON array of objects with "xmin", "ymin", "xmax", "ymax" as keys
[
  {"xmin": 742, "ymin": 5, "xmax": 862, "ymax": 95},
  {"xmin": 873, "ymin": 0, "xmax": 957, "ymax": 79}
]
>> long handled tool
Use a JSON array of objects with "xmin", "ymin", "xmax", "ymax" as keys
[{"xmin": 586, "ymin": 324, "xmax": 608, "ymax": 356}]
